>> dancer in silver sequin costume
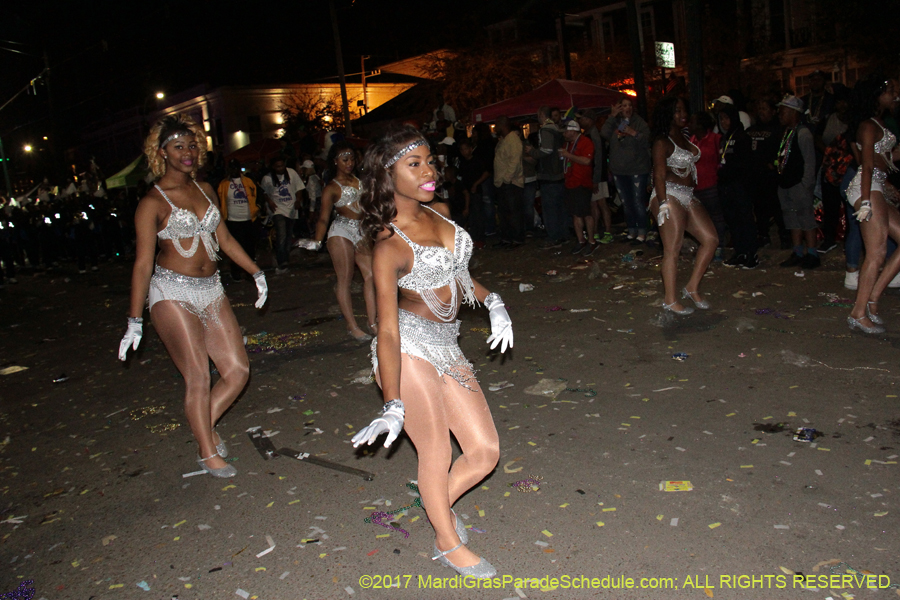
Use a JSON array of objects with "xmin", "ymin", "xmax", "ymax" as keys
[
  {"xmin": 351, "ymin": 126, "xmax": 513, "ymax": 579},
  {"xmin": 650, "ymin": 96, "xmax": 718, "ymax": 315},
  {"xmin": 846, "ymin": 77, "xmax": 900, "ymax": 334},
  {"xmin": 118, "ymin": 114, "xmax": 268, "ymax": 478},
  {"xmin": 295, "ymin": 141, "xmax": 376, "ymax": 342}
]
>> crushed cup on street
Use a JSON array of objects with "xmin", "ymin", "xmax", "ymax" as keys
[{"xmin": 519, "ymin": 283, "xmax": 534, "ymax": 292}]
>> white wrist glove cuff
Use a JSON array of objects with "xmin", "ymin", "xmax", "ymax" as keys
[
  {"xmin": 253, "ymin": 271, "xmax": 268, "ymax": 308},
  {"xmin": 485, "ymin": 293, "xmax": 514, "ymax": 353},
  {"xmin": 118, "ymin": 319, "xmax": 143, "ymax": 361},
  {"xmin": 854, "ymin": 200, "xmax": 872, "ymax": 222},
  {"xmin": 351, "ymin": 399, "xmax": 405, "ymax": 448},
  {"xmin": 485, "ymin": 292, "xmax": 504, "ymax": 311},
  {"xmin": 293, "ymin": 239, "xmax": 322, "ymax": 251},
  {"xmin": 657, "ymin": 200, "xmax": 671, "ymax": 226}
]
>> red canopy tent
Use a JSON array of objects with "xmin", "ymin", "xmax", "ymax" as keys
[{"xmin": 472, "ymin": 79, "xmax": 627, "ymax": 123}]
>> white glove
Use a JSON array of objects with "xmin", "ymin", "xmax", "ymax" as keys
[
  {"xmin": 293, "ymin": 238, "xmax": 322, "ymax": 251},
  {"xmin": 854, "ymin": 200, "xmax": 872, "ymax": 222},
  {"xmin": 118, "ymin": 319, "xmax": 143, "ymax": 361},
  {"xmin": 657, "ymin": 200, "xmax": 671, "ymax": 226},
  {"xmin": 485, "ymin": 293, "xmax": 514, "ymax": 353},
  {"xmin": 253, "ymin": 271, "xmax": 268, "ymax": 308},
  {"xmin": 351, "ymin": 400, "xmax": 405, "ymax": 448}
]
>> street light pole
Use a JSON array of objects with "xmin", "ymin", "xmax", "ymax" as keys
[
  {"xmin": 0, "ymin": 136, "xmax": 11, "ymax": 196},
  {"xmin": 329, "ymin": 0, "xmax": 352, "ymax": 136}
]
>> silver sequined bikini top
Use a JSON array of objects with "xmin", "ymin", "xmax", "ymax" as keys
[
  {"xmin": 857, "ymin": 118, "xmax": 898, "ymax": 172},
  {"xmin": 393, "ymin": 206, "xmax": 477, "ymax": 322},
  {"xmin": 155, "ymin": 181, "xmax": 221, "ymax": 261},
  {"xmin": 333, "ymin": 177, "xmax": 361, "ymax": 213},
  {"xmin": 667, "ymin": 136, "xmax": 700, "ymax": 183}
]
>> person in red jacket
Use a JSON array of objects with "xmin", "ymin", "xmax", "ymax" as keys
[{"xmin": 559, "ymin": 120, "xmax": 597, "ymax": 256}]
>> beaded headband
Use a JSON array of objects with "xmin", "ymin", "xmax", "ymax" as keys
[
  {"xmin": 159, "ymin": 130, "xmax": 194, "ymax": 149},
  {"xmin": 383, "ymin": 139, "xmax": 427, "ymax": 169}
]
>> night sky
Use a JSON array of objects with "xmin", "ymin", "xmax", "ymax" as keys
[{"xmin": 1, "ymin": 0, "xmax": 558, "ymax": 153}]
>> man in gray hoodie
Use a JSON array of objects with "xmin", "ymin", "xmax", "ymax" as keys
[
  {"xmin": 600, "ymin": 97, "xmax": 652, "ymax": 243},
  {"xmin": 533, "ymin": 105, "xmax": 570, "ymax": 247}
]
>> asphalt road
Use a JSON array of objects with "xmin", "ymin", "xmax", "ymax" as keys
[{"xmin": 1, "ymin": 240, "xmax": 898, "ymax": 600}]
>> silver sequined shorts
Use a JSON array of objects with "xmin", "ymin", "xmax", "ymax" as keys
[
  {"xmin": 148, "ymin": 265, "xmax": 225, "ymax": 326},
  {"xmin": 846, "ymin": 168, "xmax": 887, "ymax": 206},
  {"xmin": 650, "ymin": 181, "xmax": 696, "ymax": 209},
  {"xmin": 371, "ymin": 308, "xmax": 476, "ymax": 390},
  {"xmin": 328, "ymin": 214, "xmax": 363, "ymax": 246}
]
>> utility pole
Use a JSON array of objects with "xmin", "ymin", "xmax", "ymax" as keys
[
  {"xmin": 0, "ymin": 136, "xmax": 11, "ymax": 197},
  {"xmin": 625, "ymin": 0, "xmax": 648, "ymax": 119},
  {"xmin": 361, "ymin": 55, "xmax": 370, "ymax": 114},
  {"xmin": 685, "ymin": 0, "xmax": 705, "ymax": 114},
  {"xmin": 557, "ymin": 13, "xmax": 572, "ymax": 80},
  {"xmin": 43, "ymin": 48, "xmax": 60, "ymax": 181},
  {"xmin": 329, "ymin": 0, "xmax": 352, "ymax": 136}
]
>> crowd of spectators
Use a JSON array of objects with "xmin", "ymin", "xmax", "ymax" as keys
[{"xmin": 4, "ymin": 70, "xmax": 898, "ymax": 295}]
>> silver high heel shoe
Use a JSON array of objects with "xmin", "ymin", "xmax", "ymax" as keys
[
  {"xmin": 197, "ymin": 454, "xmax": 237, "ymax": 478},
  {"xmin": 432, "ymin": 542, "xmax": 496, "ymax": 578},
  {"xmin": 213, "ymin": 429, "xmax": 227, "ymax": 458},
  {"xmin": 662, "ymin": 301, "xmax": 694, "ymax": 315},
  {"xmin": 866, "ymin": 301, "xmax": 884, "ymax": 325},
  {"xmin": 348, "ymin": 328, "xmax": 372, "ymax": 342},
  {"xmin": 847, "ymin": 315, "xmax": 885, "ymax": 334},
  {"xmin": 682, "ymin": 288, "xmax": 710, "ymax": 310},
  {"xmin": 451, "ymin": 508, "xmax": 467, "ymax": 544}
]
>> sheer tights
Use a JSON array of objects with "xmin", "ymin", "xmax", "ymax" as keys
[
  {"xmin": 651, "ymin": 196, "xmax": 718, "ymax": 309},
  {"xmin": 852, "ymin": 192, "xmax": 900, "ymax": 325},
  {"xmin": 151, "ymin": 297, "xmax": 249, "ymax": 470},
  {"xmin": 376, "ymin": 354, "xmax": 499, "ymax": 568},
  {"xmin": 327, "ymin": 235, "xmax": 377, "ymax": 334}
]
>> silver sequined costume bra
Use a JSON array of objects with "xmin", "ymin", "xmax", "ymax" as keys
[
  {"xmin": 333, "ymin": 178, "xmax": 361, "ymax": 213},
  {"xmin": 856, "ymin": 118, "xmax": 898, "ymax": 172},
  {"xmin": 155, "ymin": 181, "xmax": 221, "ymax": 261},
  {"xmin": 667, "ymin": 136, "xmax": 700, "ymax": 184},
  {"xmin": 392, "ymin": 206, "xmax": 477, "ymax": 322}
]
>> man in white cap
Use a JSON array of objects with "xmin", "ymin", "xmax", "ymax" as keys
[
  {"xmin": 775, "ymin": 95, "xmax": 819, "ymax": 269},
  {"xmin": 713, "ymin": 95, "xmax": 752, "ymax": 130}
]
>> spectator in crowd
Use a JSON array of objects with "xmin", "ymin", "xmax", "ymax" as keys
[
  {"xmin": 802, "ymin": 70, "xmax": 837, "ymax": 137},
  {"xmin": 217, "ymin": 159, "xmax": 259, "ymax": 282},
  {"xmin": 717, "ymin": 103, "xmax": 759, "ymax": 269},
  {"xmin": 775, "ymin": 96, "xmax": 819, "ymax": 269},
  {"xmin": 493, "ymin": 116, "xmax": 525, "ymax": 247},
  {"xmin": 458, "ymin": 138, "xmax": 490, "ymax": 248},
  {"xmin": 471, "ymin": 123, "xmax": 497, "ymax": 237},
  {"xmin": 299, "ymin": 158, "xmax": 322, "ymax": 237},
  {"xmin": 550, "ymin": 108, "xmax": 562, "ymax": 128},
  {"xmin": 746, "ymin": 97, "xmax": 788, "ymax": 249},
  {"xmin": 818, "ymin": 87, "xmax": 852, "ymax": 254},
  {"xmin": 689, "ymin": 111, "xmax": 725, "ymax": 259},
  {"xmin": 579, "ymin": 109, "xmax": 614, "ymax": 244},
  {"xmin": 560, "ymin": 119, "xmax": 597, "ymax": 255},
  {"xmin": 601, "ymin": 97, "xmax": 652, "ymax": 244},
  {"xmin": 533, "ymin": 106, "xmax": 569, "ymax": 248},
  {"xmin": 261, "ymin": 155, "xmax": 305, "ymax": 274},
  {"xmin": 521, "ymin": 133, "xmax": 541, "ymax": 236},
  {"xmin": 713, "ymin": 95, "xmax": 752, "ymax": 130}
]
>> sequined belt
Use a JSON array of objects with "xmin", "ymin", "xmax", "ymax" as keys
[
  {"xmin": 148, "ymin": 265, "xmax": 225, "ymax": 327},
  {"xmin": 651, "ymin": 181, "xmax": 696, "ymax": 208},
  {"xmin": 371, "ymin": 309, "xmax": 476, "ymax": 390}
]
